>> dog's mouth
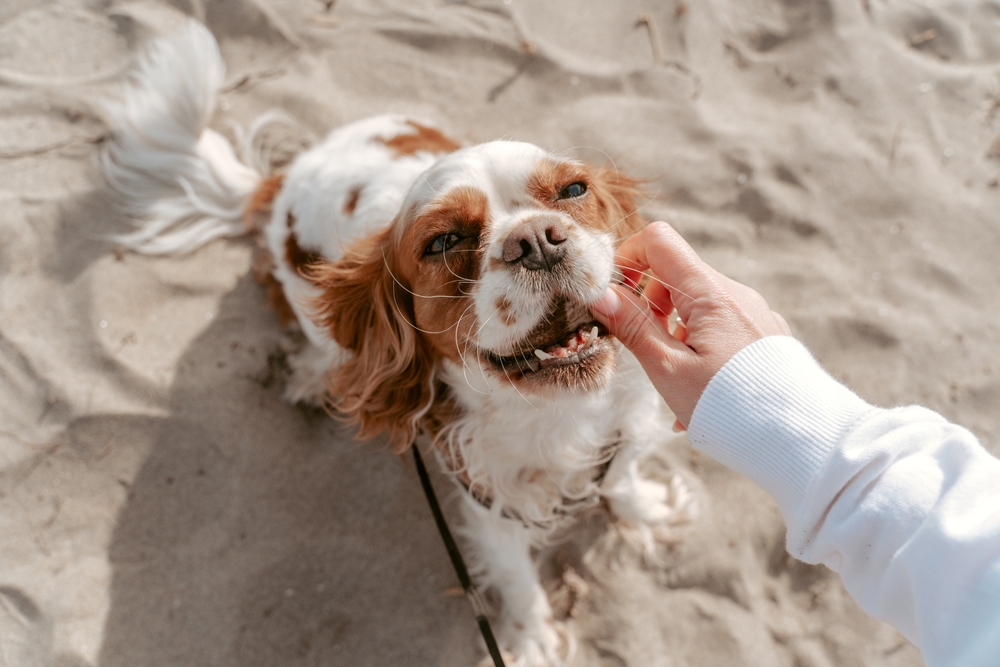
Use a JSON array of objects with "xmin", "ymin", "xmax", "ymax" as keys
[
  {"xmin": 480, "ymin": 297, "xmax": 615, "ymax": 382},
  {"xmin": 483, "ymin": 321, "xmax": 608, "ymax": 375}
]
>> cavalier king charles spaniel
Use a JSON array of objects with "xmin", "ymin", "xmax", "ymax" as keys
[{"xmin": 104, "ymin": 20, "xmax": 696, "ymax": 666}]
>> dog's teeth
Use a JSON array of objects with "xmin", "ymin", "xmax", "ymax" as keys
[{"xmin": 534, "ymin": 349, "xmax": 554, "ymax": 361}]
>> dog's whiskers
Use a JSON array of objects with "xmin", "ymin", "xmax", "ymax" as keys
[
  {"xmin": 456, "ymin": 303, "xmax": 492, "ymax": 395},
  {"xmin": 614, "ymin": 255, "xmax": 703, "ymax": 305}
]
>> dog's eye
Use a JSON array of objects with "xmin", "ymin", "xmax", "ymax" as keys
[
  {"xmin": 424, "ymin": 233, "xmax": 463, "ymax": 256},
  {"xmin": 558, "ymin": 182, "xmax": 587, "ymax": 199}
]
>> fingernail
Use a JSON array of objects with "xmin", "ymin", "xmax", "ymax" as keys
[{"xmin": 590, "ymin": 287, "xmax": 621, "ymax": 316}]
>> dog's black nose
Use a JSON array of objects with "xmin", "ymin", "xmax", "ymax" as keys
[{"xmin": 503, "ymin": 217, "xmax": 568, "ymax": 271}]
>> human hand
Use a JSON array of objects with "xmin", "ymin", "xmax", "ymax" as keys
[{"xmin": 590, "ymin": 221, "xmax": 791, "ymax": 427}]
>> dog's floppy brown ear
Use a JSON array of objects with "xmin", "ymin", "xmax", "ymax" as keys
[
  {"xmin": 590, "ymin": 166, "xmax": 649, "ymax": 241},
  {"xmin": 308, "ymin": 229, "xmax": 433, "ymax": 452}
]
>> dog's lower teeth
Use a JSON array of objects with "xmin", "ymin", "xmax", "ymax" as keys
[{"xmin": 531, "ymin": 326, "xmax": 601, "ymax": 365}]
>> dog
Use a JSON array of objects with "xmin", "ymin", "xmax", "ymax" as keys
[{"xmin": 103, "ymin": 20, "xmax": 696, "ymax": 666}]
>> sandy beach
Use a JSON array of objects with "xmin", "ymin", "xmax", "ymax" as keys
[{"xmin": 2, "ymin": 0, "xmax": 999, "ymax": 665}]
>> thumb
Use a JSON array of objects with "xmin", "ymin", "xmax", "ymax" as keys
[{"xmin": 590, "ymin": 284, "xmax": 686, "ymax": 360}]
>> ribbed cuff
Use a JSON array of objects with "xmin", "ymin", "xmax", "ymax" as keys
[{"xmin": 687, "ymin": 336, "xmax": 875, "ymax": 518}]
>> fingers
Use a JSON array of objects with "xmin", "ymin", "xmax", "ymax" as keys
[
  {"xmin": 673, "ymin": 321, "xmax": 688, "ymax": 343},
  {"xmin": 596, "ymin": 222, "xmax": 793, "ymax": 426},
  {"xmin": 590, "ymin": 284, "xmax": 689, "ymax": 359},
  {"xmin": 591, "ymin": 283, "xmax": 702, "ymax": 425},
  {"xmin": 614, "ymin": 222, "xmax": 719, "ymax": 320},
  {"xmin": 641, "ymin": 280, "xmax": 687, "ymax": 341},
  {"xmin": 640, "ymin": 279, "xmax": 674, "ymax": 318}
]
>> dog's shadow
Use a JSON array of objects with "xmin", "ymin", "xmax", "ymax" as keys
[{"xmin": 95, "ymin": 272, "xmax": 481, "ymax": 666}]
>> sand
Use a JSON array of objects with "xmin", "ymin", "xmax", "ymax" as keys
[{"xmin": 2, "ymin": 0, "xmax": 999, "ymax": 665}]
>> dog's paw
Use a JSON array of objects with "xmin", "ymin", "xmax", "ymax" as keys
[
  {"xmin": 282, "ymin": 342, "xmax": 341, "ymax": 406},
  {"xmin": 487, "ymin": 589, "xmax": 574, "ymax": 667},
  {"xmin": 608, "ymin": 473, "xmax": 697, "ymax": 558},
  {"xmin": 493, "ymin": 617, "xmax": 572, "ymax": 667}
]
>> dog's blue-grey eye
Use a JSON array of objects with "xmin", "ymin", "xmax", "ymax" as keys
[
  {"xmin": 425, "ymin": 233, "xmax": 462, "ymax": 255},
  {"xmin": 559, "ymin": 182, "xmax": 587, "ymax": 199}
]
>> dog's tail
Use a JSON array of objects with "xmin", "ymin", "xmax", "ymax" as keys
[{"xmin": 102, "ymin": 20, "xmax": 262, "ymax": 255}]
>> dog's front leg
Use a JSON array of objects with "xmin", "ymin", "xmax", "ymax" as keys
[
  {"xmin": 283, "ymin": 340, "xmax": 343, "ymax": 405},
  {"xmin": 458, "ymin": 495, "xmax": 567, "ymax": 667}
]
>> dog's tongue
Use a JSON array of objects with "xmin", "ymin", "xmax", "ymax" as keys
[{"xmin": 533, "ymin": 325, "xmax": 599, "ymax": 362}]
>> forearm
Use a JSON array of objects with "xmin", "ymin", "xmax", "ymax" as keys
[{"xmin": 687, "ymin": 336, "xmax": 1000, "ymax": 667}]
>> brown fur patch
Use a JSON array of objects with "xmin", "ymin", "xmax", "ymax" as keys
[
  {"xmin": 403, "ymin": 187, "xmax": 489, "ymax": 365},
  {"xmin": 243, "ymin": 174, "xmax": 284, "ymax": 232},
  {"xmin": 309, "ymin": 228, "xmax": 433, "ymax": 452},
  {"xmin": 285, "ymin": 231, "xmax": 323, "ymax": 276},
  {"xmin": 380, "ymin": 121, "xmax": 461, "ymax": 158},
  {"xmin": 406, "ymin": 186, "xmax": 488, "ymax": 262},
  {"xmin": 527, "ymin": 159, "xmax": 648, "ymax": 241},
  {"xmin": 589, "ymin": 166, "xmax": 648, "ymax": 240},
  {"xmin": 285, "ymin": 212, "xmax": 322, "ymax": 275},
  {"xmin": 343, "ymin": 185, "xmax": 364, "ymax": 215},
  {"xmin": 249, "ymin": 237, "xmax": 296, "ymax": 327},
  {"xmin": 495, "ymin": 296, "xmax": 516, "ymax": 326},
  {"xmin": 264, "ymin": 274, "xmax": 298, "ymax": 327},
  {"xmin": 243, "ymin": 174, "xmax": 298, "ymax": 327},
  {"xmin": 527, "ymin": 160, "xmax": 588, "ymax": 206}
]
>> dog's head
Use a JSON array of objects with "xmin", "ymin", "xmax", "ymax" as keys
[{"xmin": 310, "ymin": 141, "xmax": 647, "ymax": 450}]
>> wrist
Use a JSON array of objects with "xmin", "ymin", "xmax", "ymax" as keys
[{"xmin": 686, "ymin": 336, "xmax": 873, "ymax": 518}]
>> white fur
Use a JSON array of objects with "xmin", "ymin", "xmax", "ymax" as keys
[
  {"xmin": 103, "ymin": 21, "xmax": 698, "ymax": 666},
  {"xmin": 102, "ymin": 20, "xmax": 259, "ymax": 254}
]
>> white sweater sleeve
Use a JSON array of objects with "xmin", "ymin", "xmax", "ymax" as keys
[{"xmin": 687, "ymin": 336, "xmax": 1000, "ymax": 667}]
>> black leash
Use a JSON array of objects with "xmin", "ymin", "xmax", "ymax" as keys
[{"xmin": 411, "ymin": 445, "xmax": 506, "ymax": 667}]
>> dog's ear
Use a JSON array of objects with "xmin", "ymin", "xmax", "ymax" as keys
[
  {"xmin": 308, "ymin": 229, "xmax": 433, "ymax": 452},
  {"xmin": 590, "ymin": 166, "xmax": 649, "ymax": 241}
]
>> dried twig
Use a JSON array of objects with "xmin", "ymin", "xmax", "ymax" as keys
[
  {"xmin": 909, "ymin": 28, "xmax": 937, "ymax": 47},
  {"xmin": 638, "ymin": 13, "xmax": 664, "ymax": 64},
  {"xmin": 0, "ymin": 430, "xmax": 47, "ymax": 449},
  {"xmin": 221, "ymin": 67, "xmax": 287, "ymax": 93},
  {"xmin": 310, "ymin": 14, "xmax": 339, "ymax": 27},
  {"xmin": 0, "ymin": 137, "xmax": 76, "ymax": 160}
]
